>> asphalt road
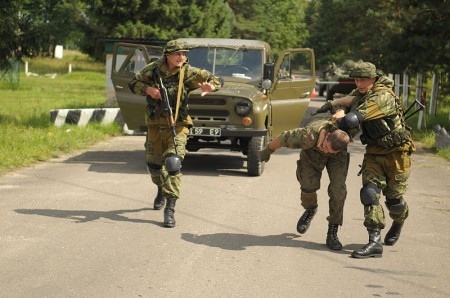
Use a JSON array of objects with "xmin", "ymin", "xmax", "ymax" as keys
[{"xmin": 1, "ymin": 98, "xmax": 449, "ymax": 297}]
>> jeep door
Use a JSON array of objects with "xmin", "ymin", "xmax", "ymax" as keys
[
  {"xmin": 269, "ymin": 49, "xmax": 315, "ymax": 136},
  {"xmin": 111, "ymin": 43, "xmax": 163, "ymax": 131}
]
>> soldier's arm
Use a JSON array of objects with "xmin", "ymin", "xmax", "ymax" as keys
[
  {"xmin": 312, "ymin": 95, "xmax": 355, "ymax": 116},
  {"xmin": 129, "ymin": 65, "xmax": 156, "ymax": 96},
  {"xmin": 186, "ymin": 65, "xmax": 224, "ymax": 94},
  {"xmin": 259, "ymin": 127, "xmax": 312, "ymax": 162},
  {"xmin": 267, "ymin": 137, "xmax": 282, "ymax": 152},
  {"xmin": 331, "ymin": 95, "xmax": 355, "ymax": 108}
]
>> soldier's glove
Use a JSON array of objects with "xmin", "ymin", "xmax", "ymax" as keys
[
  {"xmin": 258, "ymin": 145, "xmax": 274, "ymax": 163},
  {"xmin": 311, "ymin": 101, "xmax": 333, "ymax": 115}
]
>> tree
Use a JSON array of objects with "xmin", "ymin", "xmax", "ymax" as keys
[
  {"xmin": 0, "ymin": 0, "xmax": 85, "ymax": 69},
  {"xmin": 227, "ymin": 0, "xmax": 310, "ymax": 56},
  {"xmin": 307, "ymin": 0, "xmax": 450, "ymax": 79},
  {"xmin": 79, "ymin": 0, "xmax": 235, "ymax": 60},
  {"xmin": 0, "ymin": 2, "xmax": 22, "ymax": 69},
  {"xmin": 385, "ymin": 0, "xmax": 450, "ymax": 76}
]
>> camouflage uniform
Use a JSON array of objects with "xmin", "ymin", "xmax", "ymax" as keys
[
  {"xmin": 279, "ymin": 117, "xmax": 350, "ymax": 226},
  {"xmin": 343, "ymin": 62, "xmax": 415, "ymax": 258},
  {"xmin": 346, "ymin": 73, "xmax": 414, "ymax": 231},
  {"xmin": 129, "ymin": 41, "xmax": 223, "ymax": 202}
]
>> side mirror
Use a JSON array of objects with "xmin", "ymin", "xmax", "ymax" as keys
[{"xmin": 263, "ymin": 63, "xmax": 275, "ymax": 82}]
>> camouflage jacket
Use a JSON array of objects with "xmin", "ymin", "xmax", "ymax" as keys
[
  {"xmin": 278, "ymin": 117, "xmax": 338, "ymax": 156},
  {"xmin": 129, "ymin": 57, "xmax": 223, "ymax": 126},
  {"xmin": 348, "ymin": 76, "xmax": 415, "ymax": 154}
]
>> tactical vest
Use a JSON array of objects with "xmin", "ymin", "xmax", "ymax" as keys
[{"xmin": 360, "ymin": 87, "xmax": 412, "ymax": 148}]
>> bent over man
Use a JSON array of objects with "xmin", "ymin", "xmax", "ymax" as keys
[
  {"xmin": 129, "ymin": 40, "xmax": 223, "ymax": 228},
  {"xmin": 326, "ymin": 62, "xmax": 415, "ymax": 258},
  {"xmin": 259, "ymin": 117, "xmax": 351, "ymax": 250}
]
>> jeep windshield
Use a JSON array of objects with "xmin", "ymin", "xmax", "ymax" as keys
[{"xmin": 186, "ymin": 46, "xmax": 263, "ymax": 82}]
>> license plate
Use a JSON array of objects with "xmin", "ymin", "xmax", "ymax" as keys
[{"xmin": 189, "ymin": 127, "xmax": 221, "ymax": 137}]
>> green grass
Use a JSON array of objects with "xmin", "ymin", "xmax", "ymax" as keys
[
  {"xmin": 0, "ymin": 51, "xmax": 122, "ymax": 175},
  {"xmin": 24, "ymin": 50, "xmax": 104, "ymax": 74}
]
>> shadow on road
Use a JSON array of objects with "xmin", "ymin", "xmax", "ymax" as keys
[
  {"xmin": 62, "ymin": 148, "xmax": 250, "ymax": 177},
  {"xmin": 181, "ymin": 232, "xmax": 351, "ymax": 254},
  {"xmin": 14, "ymin": 207, "xmax": 165, "ymax": 226},
  {"xmin": 64, "ymin": 150, "xmax": 147, "ymax": 175},
  {"xmin": 182, "ymin": 152, "xmax": 247, "ymax": 177}
]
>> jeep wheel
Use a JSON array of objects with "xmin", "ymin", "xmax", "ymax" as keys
[{"xmin": 247, "ymin": 135, "xmax": 266, "ymax": 176}]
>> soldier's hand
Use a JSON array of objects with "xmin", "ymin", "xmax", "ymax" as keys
[
  {"xmin": 258, "ymin": 145, "xmax": 274, "ymax": 163},
  {"xmin": 311, "ymin": 101, "xmax": 333, "ymax": 115}
]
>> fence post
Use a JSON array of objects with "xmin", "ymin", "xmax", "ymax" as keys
[
  {"xmin": 402, "ymin": 73, "xmax": 409, "ymax": 107},
  {"xmin": 394, "ymin": 74, "xmax": 401, "ymax": 96},
  {"xmin": 416, "ymin": 73, "xmax": 424, "ymax": 129},
  {"xmin": 429, "ymin": 72, "xmax": 439, "ymax": 116}
]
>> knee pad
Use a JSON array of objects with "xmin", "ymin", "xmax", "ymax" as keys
[
  {"xmin": 147, "ymin": 162, "xmax": 162, "ymax": 176},
  {"xmin": 385, "ymin": 198, "xmax": 406, "ymax": 215},
  {"xmin": 165, "ymin": 154, "xmax": 182, "ymax": 176},
  {"xmin": 360, "ymin": 183, "xmax": 381, "ymax": 206}
]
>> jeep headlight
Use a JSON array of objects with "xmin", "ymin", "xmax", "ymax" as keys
[
  {"xmin": 261, "ymin": 79, "xmax": 272, "ymax": 90},
  {"xmin": 235, "ymin": 101, "xmax": 252, "ymax": 116}
]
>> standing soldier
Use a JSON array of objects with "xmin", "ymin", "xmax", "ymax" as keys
[
  {"xmin": 259, "ymin": 117, "xmax": 351, "ymax": 250},
  {"xmin": 128, "ymin": 40, "xmax": 223, "ymax": 228},
  {"xmin": 320, "ymin": 62, "xmax": 415, "ymax": 258}
]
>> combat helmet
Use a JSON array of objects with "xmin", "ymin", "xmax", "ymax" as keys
[
  {"xmin": 349, "ymin": 62, "xmax": 377, "ymax": 78},
  {"xmin": 163, "ymin": 40, "xmax": 190, "ymax": 55}
]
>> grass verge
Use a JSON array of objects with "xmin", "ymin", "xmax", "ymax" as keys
[{"xmin": 0, "ymin": 52, "xmax": 122, "ymax": 175}]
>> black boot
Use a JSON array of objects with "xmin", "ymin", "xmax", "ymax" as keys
[
  {"xmin": 384, "ymin": 221, "xmax": 404, "ymax": 246},
  {"xmin": 351, "ymin": 229, "xmax": 383, "ymax": 258},
  {"xmin": 296, "ymin": 208, "xmax": 317, "ymax": 234},
  {"xmin": 163, "ymin": 198, "xmax": 176, "ymax": 228},
  {"xmin": 326, "ymin": 223, "xmax": 342, "ymax": 251},
  {"xmin": 153, "ymin": 186, "xmax": 165, "ymax": 210}
]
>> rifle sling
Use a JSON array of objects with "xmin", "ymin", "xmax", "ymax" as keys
[{"xmin": 174, "ymin": 66, "xmax": 185, "ymax": 122}]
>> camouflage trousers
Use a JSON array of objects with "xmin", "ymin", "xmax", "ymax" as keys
[
  {"xmin": 146, "ymin": 124, "xmax": 189, "ymax": 200},
  {"xmin": 361, "ymin": 151, "xmax": 411, "ymax": 230},
  {"xmin": 296, "ymin": 148, "xmax": 350, "ymax": 225}
]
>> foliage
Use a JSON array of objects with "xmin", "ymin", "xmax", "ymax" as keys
[
  {"xmin": 0, "ymin": 0, "xmax": 85, "ymax": 69},
  {"xmin": 79, "ymin": 0, "xmax": 235, "ymax": 60},
  {"xmin": 228, "ymin": 0, "xmax": 310, "ymax": 57},
  {"xmin": 3, "ymin": 0, "xmax": 450, "ymax": 88},
  {"xmin": 0, "ymin": 2, "xmax": 21, "ymax": 69},
  {"xmin": 306, "ymin": 0, "xmax": 450, "ymax": 86}
]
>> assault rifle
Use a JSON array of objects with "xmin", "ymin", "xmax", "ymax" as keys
[
  {"xmin": 153, "ymin": 67, "xmax": 181, "ymax": 174},
  {"xmin": 403, "ymin": 98, "xmax": 426, "ymax": 121}
]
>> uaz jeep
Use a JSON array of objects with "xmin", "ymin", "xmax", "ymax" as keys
[{"xmin": 111, "ymin": 38, "xmax": 315, "ymax": 176}]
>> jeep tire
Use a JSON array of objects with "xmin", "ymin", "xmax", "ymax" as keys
[{"xmin": 247, "ymin": 135, "xmax": 267, "ymax": 176}]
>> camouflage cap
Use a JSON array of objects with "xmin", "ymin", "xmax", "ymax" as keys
[
  {"xmin": 349, "ymin": 62, "xmax": 377, "ymax": 78},
  {"xmin": 163, "ymin": 40, "xmax": 189, "ymax": 55}
]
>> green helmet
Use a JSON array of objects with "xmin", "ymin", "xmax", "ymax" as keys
[
  {"xmin": 349, "ymin": 62, "xmax": 377, "ymax": 78},
  {"xmin": 163, "ymin": 40, "xmax": 190, "ymax": 55}
]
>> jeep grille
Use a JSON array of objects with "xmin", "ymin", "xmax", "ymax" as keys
[
  {"xmin": 189, "ymin": 97, "xmax": 229, "ymax": 122},
  {"xmin": 188, "ymin": 98, "xmax": 227, "ymax": 105},
  {"xmin": 189, "ymin": 109, "xmax": 229, "ymax": 121}
]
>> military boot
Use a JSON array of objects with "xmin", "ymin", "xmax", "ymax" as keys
[
  {"xmin": 351, "ymin": 229, "xmax": 383, "ymax": 258},
  {"xmin": 163, "ymin": 198, "xmax": 176, "ymax": 228},
  {"xmin": 326, "ymin": 223, "xmax": 342, "ymax": 251},
  {"xmin": 384, "ymin": 221, "xmax": 404, "ymax": 246},
  {"xmin": 296, "ymin": 208, "xmax": 317, "ymax": 234},
  {"xmin": 153, "ymin": 186, "xmax": 165, "ymax": 210}
]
